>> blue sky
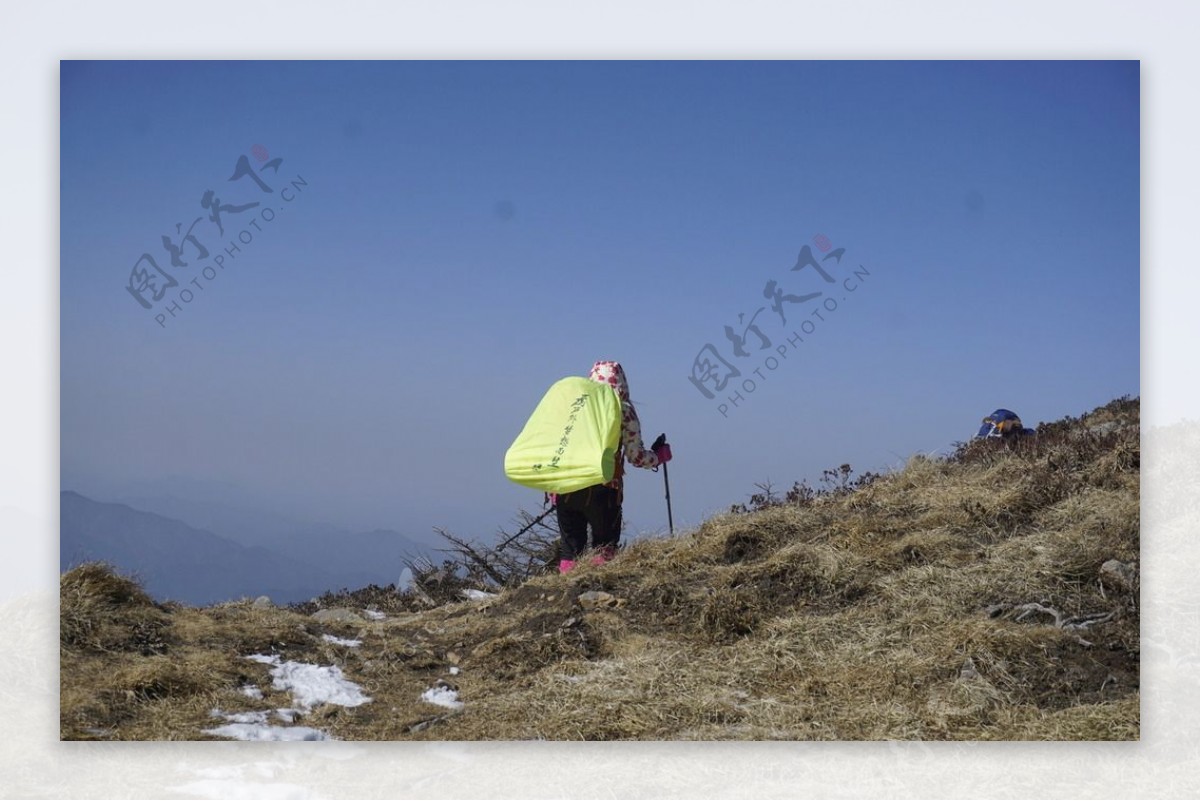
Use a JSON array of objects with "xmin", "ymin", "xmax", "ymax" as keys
[{"xmin": 60, "ymin": 60, "xmax": 1139, "ymax": 546}]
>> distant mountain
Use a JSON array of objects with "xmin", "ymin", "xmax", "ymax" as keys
[
  {"xmin": 114, "ymin": 493, "xmax": 432, "ymax": 585},
  {"xmin": 59, "ymin": 492, "xmax": 421, "ymax": 606},
  {"xmin": 114, "ymin": 493, "xmax": 344, "ymax": 549}
]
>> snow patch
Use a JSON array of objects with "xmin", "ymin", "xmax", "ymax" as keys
[
  {"xmin": 275, "ymin": 708, "xmax": 300, "ymax": 723},
  {"xmin": 460, "ymin": 589, "xmax": 496, "ymax": 601},
  {"xmin": 204, "ymin": 655, "xmax": 371, "ymax": 741},
  {"xmin": 246, "ymin": 654, "xmax": 371, "ymax": 711},
  {"xmin": 211, "ymin": 709, "xmax": 269, "ymax": 725},
  {"xmin": 363, "ymin": 609, "xmax": 386, "ymax": 621},
  {"xmin": 421, "ymin": 685, "xmax": 464, "ymax": 710},
  {"xmin": 321, "ymin": 634, "xmax": 362, "ymax": 647}
]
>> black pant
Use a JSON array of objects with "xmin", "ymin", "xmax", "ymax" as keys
[{"xmin": 556, "ymin": 485, "xmax": 622, "ymax": 560}]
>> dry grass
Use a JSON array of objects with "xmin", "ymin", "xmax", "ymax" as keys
[{"xmin": 60, "ymin": 397, "xmax": 1140, "ymax": 741}]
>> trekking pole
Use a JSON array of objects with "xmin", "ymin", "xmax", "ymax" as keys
[
  {"xmin": 496, "ymin": 505, "xmax": 555, "ymax": 552},
  {"xmin": 652, "ymin": 433, "xmax": 674, "ymax": 535}
]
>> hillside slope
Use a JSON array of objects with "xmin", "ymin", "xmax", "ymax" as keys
[{"xmin": 60, "ymin": 398, "xmax": 1139, "ymax": 741}]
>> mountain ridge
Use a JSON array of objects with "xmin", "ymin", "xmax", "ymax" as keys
[{"xmin": 59, "ymin": 491, "xmax": 425, "ymax": 605}]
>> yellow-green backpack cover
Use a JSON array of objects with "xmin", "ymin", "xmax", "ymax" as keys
[{"xmin": 504, "ymin": 377, "xmax": 622, "ymax": 493}]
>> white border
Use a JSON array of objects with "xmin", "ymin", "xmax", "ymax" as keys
[{"xmin": 6, "ymin": 1, "xmax": 1191, "ymax": 797}]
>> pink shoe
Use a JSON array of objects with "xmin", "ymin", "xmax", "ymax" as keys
[
  {"xmin": 558, "ymin": 559, "xmax": 576, "ymax": 574},
  {"xmin": 590, "ymin": 546, "xmax": 615, "ymax": 566}
]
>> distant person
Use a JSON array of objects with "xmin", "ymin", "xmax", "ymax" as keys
[
  {"xmin": 556, "ymin": 360, "xmax": 671, "ymax": 573},
  {"xmin": 976, "ymin": 409, "xmax": 1036, "ymax": 439}
]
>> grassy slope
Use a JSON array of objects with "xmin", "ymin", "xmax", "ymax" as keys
[{"xmin": 60, "ymin": 398, "xmax": 1140, "ymax": 741}]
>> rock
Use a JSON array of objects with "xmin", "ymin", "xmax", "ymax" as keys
[
  {"xmin": 312, "ymin": 607, "xmax": 364, "ymax": 624},
  {"xmin": 984, "ymin": 604, "xmax": 1010, "ymax": 618},
  {"xmin": 577, "ymin": 591, "xmax": 624, "ymax": 610},
  {"xmin": 251, "ymin": 596, "xmax": 273, "ymax": 608},
  {"xmin": 959, "ymin": 657, "xmax": 980, "ymax": 680},
  {"xmin": 409, "ymin": 714, "xmax": 451, "ymax": 733},
  {"xmin": 396, "ymin": 567, "xmax": 414, "ymax": 593},
  {"xmin": 1100, "ymin": 559, "xmax": 1139, "ymax": 591}
]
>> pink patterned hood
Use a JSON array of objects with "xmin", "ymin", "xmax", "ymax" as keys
[{"xmin": 588, "ymin": 360, "xmax": 630, "ymax": 405}]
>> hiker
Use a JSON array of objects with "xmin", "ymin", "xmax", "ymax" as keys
[
  {"xmin": 976, "ymin": 409, "xmax": 1036, "ymax": 439},
  {"xmin": 555, "ymin": 360, "xmax": 671, "ymax": 573}
]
